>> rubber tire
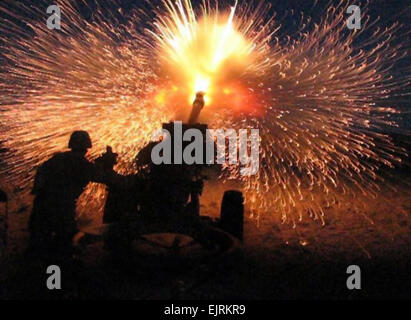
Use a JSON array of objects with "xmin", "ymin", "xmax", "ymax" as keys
[{"xmin": 220, "ymin": 190, "xmax": 244, "ymax": 241}]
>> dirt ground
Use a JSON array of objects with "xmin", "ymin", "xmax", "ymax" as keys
[{"xmin": 0, "ymin": 167, "xmax": 410, "ymax": 300}]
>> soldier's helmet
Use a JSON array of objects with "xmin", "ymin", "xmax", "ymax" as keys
[{"xmin": 68, "ymin": 130, "xmax": 92, "ymax": 150}]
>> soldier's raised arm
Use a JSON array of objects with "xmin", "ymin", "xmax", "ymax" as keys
[{"xmin": 93, "ymin": 146, "xmax": 140, "ymax": 190}]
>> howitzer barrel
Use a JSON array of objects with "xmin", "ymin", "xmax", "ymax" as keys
[{"xmin": 188, "ymin": 92, "xmax": 205, "ymax": 124}]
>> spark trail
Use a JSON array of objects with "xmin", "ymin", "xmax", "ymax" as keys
[{"xmin": 0, "ymin": 0, "xmax": 409, "ymax": 225}]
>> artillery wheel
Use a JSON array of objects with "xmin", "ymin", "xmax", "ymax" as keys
[{"xmin": 219, "ymin": 190, "xmax": 244, "ymax": 241}]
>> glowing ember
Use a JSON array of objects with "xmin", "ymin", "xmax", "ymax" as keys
[{"xmin": 0, "ymin": 0, "xmax": 409, "ymax": 225}]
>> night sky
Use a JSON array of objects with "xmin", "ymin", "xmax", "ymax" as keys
[{"xmin": 0, "ymin": 0, "xmax": 409, "ymax": 126}]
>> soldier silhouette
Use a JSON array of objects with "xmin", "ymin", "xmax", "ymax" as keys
[{"xmin": 29, "ymin": 131, "xmax": 111, "ymax": 259}]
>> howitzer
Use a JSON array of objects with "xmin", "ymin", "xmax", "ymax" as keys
[
  {"xmin": 77, "ymin": 94, "xmax": 244, "ymax": 264},
  {"xmin": 160, "ymin": 121, "xmax": 210, "ymax": 217}
]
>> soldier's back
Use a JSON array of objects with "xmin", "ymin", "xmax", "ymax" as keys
[{"xmin": 37, "ymin": 151, "xmax": 94, "ymax": 202}]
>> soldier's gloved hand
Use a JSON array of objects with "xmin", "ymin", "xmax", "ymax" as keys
[{"xmin": 95, "ymin": 146, "xmax": 118, "ymax": 171}]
